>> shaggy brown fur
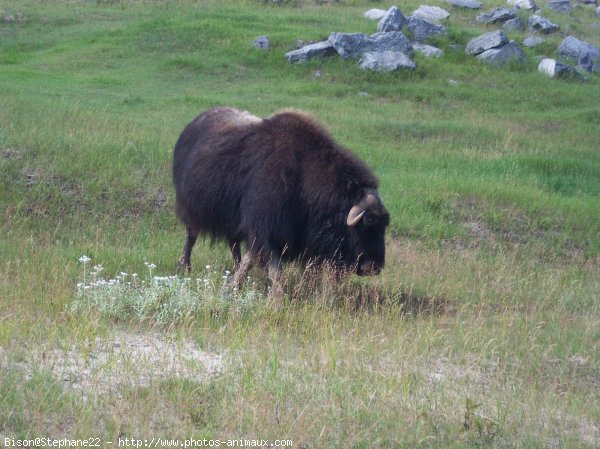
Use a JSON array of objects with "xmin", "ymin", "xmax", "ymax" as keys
[{"xmin": 173, "ymin": 107, "xmax": 389, "ymax": 288}]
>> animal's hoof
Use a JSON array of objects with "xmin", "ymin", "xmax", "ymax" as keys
[{"xmin": 177, "ymin": 256, "xmax": 189, "ymax": 274}]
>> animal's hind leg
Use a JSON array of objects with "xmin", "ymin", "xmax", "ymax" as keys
[{"xmin": 177, "ymin": 227, "xmax": 198, "ymax": 274}]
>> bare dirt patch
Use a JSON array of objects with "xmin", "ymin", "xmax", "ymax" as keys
[{"xmin": 2, "ymin": 332, "xmax": 223, "ymax": 398}]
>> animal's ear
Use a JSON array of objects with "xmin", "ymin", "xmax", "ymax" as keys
[{"xmin": 347, "ymin": 205, "xmax": 366, "ymax": 227}]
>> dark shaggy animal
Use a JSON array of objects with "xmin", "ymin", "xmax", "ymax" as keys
[{"xmin": 173, "ymin": 107, "xmax": 389, "ymax": 291}]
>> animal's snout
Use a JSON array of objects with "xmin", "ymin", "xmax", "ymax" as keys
[{"xmin": 357, "ymin": 261, "xmax": 382, "ymax": 276}]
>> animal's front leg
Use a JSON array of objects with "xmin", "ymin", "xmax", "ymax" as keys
[{"xmin": 229, "ymin": 252, "xmax": 253, "ymax": 289}]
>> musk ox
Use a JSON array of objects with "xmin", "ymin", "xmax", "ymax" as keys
[{"xmin": 173, "ymin": 107, "xmax": 389, "ymax": 291}]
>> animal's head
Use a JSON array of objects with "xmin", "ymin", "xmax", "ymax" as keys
[{"xmin": 346, "ymin": 190, "xmax": 389, "ymax": 276}]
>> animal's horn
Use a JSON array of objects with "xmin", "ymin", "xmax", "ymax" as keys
[{"xmin": 347, "ymin": 205, "xmax": 366, "ymax": 227}]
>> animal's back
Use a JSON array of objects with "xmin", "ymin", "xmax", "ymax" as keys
[{"xmin": 173, "ymin": 107, "xmax": 262, "ymax": 242}]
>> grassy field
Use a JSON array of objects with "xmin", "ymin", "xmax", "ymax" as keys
[{"xmin": 1, "ymin": 0, "xmax": 599, "ymax": 447}]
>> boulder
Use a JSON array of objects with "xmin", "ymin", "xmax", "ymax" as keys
[
  {"xmin": 411, "ymin": 5, "xmax": 450, "ymax": 25},
  {"xmin": 328, "ymin": 33, "xmax": 371, "ymax": 59},
  {"xmin": 252, "ymin": 35, "xmax": 271, "ymax": 50},
  {"xmin": 413, "ymin": 43, "xmax": 443, "ymax": 57},
  {"xmin": 364, "ymin": 9, "xmax": 387, "ymax": 20},
  {"xmin": 546, "ymin": 0, "xmax": 572, "ymax": 13},
  {"xmin": 507, "ymin": 0, "xmax": 538, "ymax": 10},
  {"xmin": 523, "ymin": 35, "xmax": 545, "ymax": 47},
  {"xmin": 476, "ymin": 41, "xmax": 527, "ymax": 65},
  {"xmin": 328, "ymin": 32, "xmax": 414, "ymax": 59},
  {"xmin": 359, "ymin": 51, "xmax": 416, "ymax": 71},
  {"xmin": 557, "ymin": 35, "xmax": 600, "ymax": 72},
  {"xmin": 443, "ymin": 0, "xmax": 483, "ymax": 9},
  {"xmin": 577, "ymin": 0, "xmax": 597, "ymax": 4},
  {"xmin": 466, "ymin": 30, "xmax": 509, "ymax": 55},
  {"xmin": 503, "ymin": 17, "xmax": 526, "ymax": 31},
  {"xmin": 407, "ymin": 16, "xmax": 447, "ymax": 43},
  {"xmin": 285, "ymin": 41, "xmax": 336, "ymax": 63},
  {"xmin": 378, "ymin": 6, "xmax": 408, "ymax": 32},
  {"xmin": 476, "ymin": 7, "xmax": 516, "ymax": 24},
  {"xmin": 528, "ymin": 15, "xmax": 560, "ymax": 34},
  {"xmin": 597, "ymin": 5, "xmax": 600, "ymax": 13},
  {"xmin": 577, "ymin": 54, "xmax": 600, "ymax": 73},
  {"xmin": 538, "ymin": 58, "xmax": 572, "ymax": 77}
]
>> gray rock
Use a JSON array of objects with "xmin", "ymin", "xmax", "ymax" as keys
[
  {"xmin": 253, "ymin": 35, "xmax": 271, "ymax": 50},
  {"xmin": 477, "ymin": 7, "xmax": 516, "ymax": 24},
  {"xmin": 413, "ymin": 43, "xmax": 443, "ymax": 57},
  {"xmin": 466, "ymin": 30, "xmax": 509, "ymax": 55},
  {"xmin": 359, "ymin": 51, "xmax": 416, "ymax": 71},
  {"xmin": 411, "ymin": 5, "xmax": 450, "ymax": 25},
  {"xmin": 378, "ymin": 6, "xmax": 408, "ymax": 32},
  {"xmin": 285, "ymin": 41, "xmax": 336, "ymax": 63},
  {"xmin": 503, "ymin": 17, "xmax": 526, "ymax": 31},
  {"xmin": 328, "ymin": 33, "xmax": 370, "ymax": 58},
  {"xmin": 577, "ymin": 0, "xmax": 597, "ymax": 4},
  {"xmin": 364, "ymin": 8, "xmax": 387, "ymax": 20},
  {"xmin": 507, "ymin": 0, "xmax": 538, "ymax": 10},
  {"xmin": 523, "ymin": 35, "xmax": 545, "ymax": 47},
  {"xmin": 476, "ymin": 41, "xmax": 527, "ymax": 65},
  {"xmin": 443, "ymin": 0, "xmax": 483, "ymax": 9},
  {"xmin": 597, "ymin": 5, "xmax": 600, "ymax": 13},
  {"xmin": 577, "ymin": 54, "xmax": 600, "ymax": 73},
  {"xmin": 407, "ymin": 16, "xmax": 447, "ymax": 43},
  {"xmin": 528, "ymin": 15, "xmax": 560, "ymax": 34},
  {"xmin": 328, "ymin": 31, "xmax": 414, "ymax": 59},
  {"xmin": 557, "ymin": 35, "xmax": 600, "ymax": 72},
  {"xmin": 538, "ymin": 58, "xmax": 572, "ymax": 77},
  {"xmin": 546, "ymin": 0, "xmax": 572, "ymax": 13}
]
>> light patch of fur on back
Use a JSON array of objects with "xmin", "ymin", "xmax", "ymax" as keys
[
  {"xmin": 194, "ymin": 107, "xmax": 262, "ymax": 133},
  {"xmin": 235, "ymin": 109, "xmax": 262, "ymax": 125},
  {"xmin": 221, "ymin": 107, "xmax": 262, "ymax": 127}
]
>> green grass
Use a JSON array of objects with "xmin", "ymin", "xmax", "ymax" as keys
[{"xmin": 1, "ymin": 0, "xmax": 599, "ymax": 447}]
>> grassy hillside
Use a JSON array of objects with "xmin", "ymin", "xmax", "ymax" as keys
[{"xmin": 1, "ymin": 0, "xmax": 599, "ymax": 447}]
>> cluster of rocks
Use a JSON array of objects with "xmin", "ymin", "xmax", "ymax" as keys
[
  {"xmin": 462, "ymin": 1, "xmax": 566, "ymax": 66},
  {"xmin": 252, "ymin": 1, "xmax": 600, "ymax": 77},
  {"xmin": 282, "ymin": 5, "xmax": 450, "ymax": 71},
  {"xmin": 465, "ymin": 30, "xmax": 527, "ymax": 64},
  {"xmin": 540, "ymin": 34, "xmax": 600, "ymax": 77}
]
